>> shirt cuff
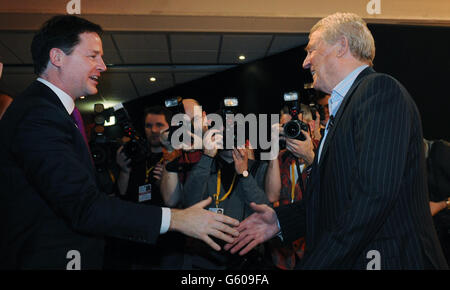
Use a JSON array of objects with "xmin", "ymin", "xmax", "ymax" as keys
[
  {"xmin": 276, "ymin": 218, "xmax": 283, "ymax": 241},
  {"xmin": 160, "ymin": 207, "xmax": 171, "ymax": 234}
]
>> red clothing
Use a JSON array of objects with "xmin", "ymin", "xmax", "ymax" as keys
[
  {"xmin": 177, "ymin": 150, "xmax": 202, "ymax": 184},
  {"xmin": 270, "ymin": 150, "xmax": 310, "ymax": 270}
]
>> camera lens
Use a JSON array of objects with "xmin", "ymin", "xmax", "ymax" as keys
[{"xmin": 283, "ymin": 120, "xmax": 307, "ymax": 141}]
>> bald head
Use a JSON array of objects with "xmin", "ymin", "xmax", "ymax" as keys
[{"xmin": 182, "ymin": 98, "xmax": 200, "ymax": 120}]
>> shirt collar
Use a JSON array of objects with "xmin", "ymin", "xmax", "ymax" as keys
[
  {"xmin": 332, "ymin": 65, "xmax": 369, "ymax": 99},
  {"xmin": 329, "ymin": 64, "xmax": 369, "ymax": 115},
  {"xmin": 37, "ymin": 78, "xmax": 75, "ymax": 115}
]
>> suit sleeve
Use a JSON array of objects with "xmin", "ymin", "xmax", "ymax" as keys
[
  {"xmin": 12, "ymin": 106, "xmax": 162, "ymax": 245},
  {"xmin": 275, "ymin": 200, "xmax": 307, "ymax": 243},
  {"xmin": 302, "ymin": 75, "xmax": 414, "ymax": 268}
]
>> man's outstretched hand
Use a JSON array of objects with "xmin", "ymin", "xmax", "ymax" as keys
[
  {"xmin": 224, "ymin": 202, "xmax": 280, "ymax": 255},
  {"xmin": 169, "ymin": 197, "xmax": 240, "ymax": 251}
]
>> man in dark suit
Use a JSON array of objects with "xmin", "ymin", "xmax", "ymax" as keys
[
  {"xmin": 0, "ymin": 15, "xmax": 239, "ymax": 269},
  {"xmin": 225, "ymin": 12, "xmax": 448, "ymax": 269}
]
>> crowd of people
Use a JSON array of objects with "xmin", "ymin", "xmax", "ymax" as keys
[{"xmin": 0, "ymin": 12, "xmax": 448, "ymax": 270}]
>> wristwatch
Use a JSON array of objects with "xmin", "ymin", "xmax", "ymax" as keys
[
  {"xmin": 446, "ymin": 199, "xmax": 450, "ymax": 210},
  {"xmin": 241, "ymin": 170, "xmax": 249, "ymax": 178}
]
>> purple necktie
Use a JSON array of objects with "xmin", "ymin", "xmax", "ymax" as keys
[
  {"xmin": 71, "ymin": 107, "xmax": 93, "ymax": 164},
  {"xmin": 71, "ymin": 107, "xmax": 89, "ymax": 146}
]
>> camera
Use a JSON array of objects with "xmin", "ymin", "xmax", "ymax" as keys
[
  {"xmin": 213, "ymin": 97, "xmax": 246, "ymax": 149},
  {"xmin": 164, "ymin": 96, "xmax": 186, "ymax": 142},
  {"xmin": 282, "ymin": 92, "xmax": 309, "ymax": 141},
  {"xmin": 91, "ymin": 103, "xmax": 148, "ymax": 167},
  {"xmin": 221, "ymin": 97, "xmax": 241, "ymax": 148}
]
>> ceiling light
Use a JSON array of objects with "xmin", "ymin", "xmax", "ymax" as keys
[
  {"xmin": 149, "ymin": 77, "xmax": 157, "ymax": 82},
  {"xmin": 238, "ymin": 55, "xmax": 246, "ymax": 61}
]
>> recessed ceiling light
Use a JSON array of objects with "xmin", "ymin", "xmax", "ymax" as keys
[
  {"xmin": 238, "ymin": 55, "xmax": 246, "ymax": 61},
  {"xmin": 149, "ymin": 77, "xmax": 157, "ymax": 82}
]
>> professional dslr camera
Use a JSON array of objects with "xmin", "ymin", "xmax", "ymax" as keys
[
  {"xmin": 163, "ymin": 96, "xmax": 198, "ymax": 148},
  {"xmin": 91, "ymin": 103, "xmax": 148, "ymax": 167},
  {"xmin": 219, "ymin": 97, "xmax": 244, "ymax": 148},
  {"xmin": 282, "ymin": 92, "xmax": 309, "ymax": 141},
  {"xmin": 164, "ymin": 96, "xmax": 185, "ymax": 142}
]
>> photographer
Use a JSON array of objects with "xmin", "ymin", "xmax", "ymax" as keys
[
  {"xmin": 116, "ymin": 105, "xmax": 172, "ymax": 206},
  {"xmin": 181, "ymin": 106, "xmax": 269, "ymax": 269},
  {"xmin": 160, "ymin": 98, "xmax": 206, "ymax": 207},
  {"xmin": 112, "ymin": 105, "xmax": 184, "ymax": 269},
  {"xmin": 265, "ymin": 104, "xmax": 316, "ymax": 269},
  {"xmin": 317, "ymin": 93, "xmax": 331, "ymax": 126}
]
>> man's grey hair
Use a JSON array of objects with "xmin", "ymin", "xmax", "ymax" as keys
[{"xmin": 311, "ymin": 12, "xmax": 375, "ymax": 66}]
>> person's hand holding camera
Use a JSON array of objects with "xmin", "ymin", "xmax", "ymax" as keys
[
  {"xmin": 116, "ymin": 145, "xmax": 132, "ymax": 173},
  {"xmin": 203, "ymin": 129, "xmax": 223, "ymax": 158},
  {"xmin": 152, "ymin": 161, "xmax": 164, "ymax": 186},
  {"xmin": 159, "ymin": 129, "xmax": 174, "ymax": 152},
  {"xmin": 286, "ymin": 131, "xmax": 315, "ymax": 166},
  {"xmin": 232, "ymin": 148, "xmax": 249, "ymax": 175},
  {"xmin": 270, "ymin": 122, "xmax": 282, "ymax": 151},
  {"xmin": 246, "ymin": 141, "xmax": 255, "ymax": 160}
]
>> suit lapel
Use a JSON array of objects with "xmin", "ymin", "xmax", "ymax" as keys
[{"xmin": 318, "ymin": 67, "xmax": 375, "ymax": 166}]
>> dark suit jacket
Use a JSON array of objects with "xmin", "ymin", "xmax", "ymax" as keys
[
  {"xmin": 275, "ymin": 67, "xmax": 448, "ymax": 269},
  {"xmin": 0, "ymin": 81, "xmax": 162, "ymax": 269}
]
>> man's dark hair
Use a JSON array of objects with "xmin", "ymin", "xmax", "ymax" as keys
[
  {"xmin": 143, "ymin": 105, "xmax": 173, "ymax": 124},
  {"xmin": 0, "ymin": 90, "xmax": 12, "ymax": 98},
  {"xmin": 31, "ymin": 15, "xmax": 103, "ymax": 75}
]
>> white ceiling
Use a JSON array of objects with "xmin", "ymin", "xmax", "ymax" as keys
[{"xmin": 0, "ymin": 31, "xmax": 308, "ymax": 112}]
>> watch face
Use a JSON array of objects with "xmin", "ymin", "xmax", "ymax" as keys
[{"xmin": 242, "ymin": 170, "xmax": 249, "ymax": 177}]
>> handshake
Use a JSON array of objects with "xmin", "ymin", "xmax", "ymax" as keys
[{"xmin": 181, "ymin": 197, "xmax": 278, "ymax": 255}]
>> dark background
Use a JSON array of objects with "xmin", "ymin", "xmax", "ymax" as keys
[{"xmin": 124, "ymin": 24, "xmax": 450, "ymax": 141}]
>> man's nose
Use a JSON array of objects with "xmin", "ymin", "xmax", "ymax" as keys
[
  {"xmin": 302, "ymin": 55, "xmax": 311, "ymax": 70},
  {"xmin": 151, "ymin": 127, "xmax": 159, "ymax": 133},
  {"xmin": 98, "ymin": 57, "xmax": 107, "ymax": 72}
]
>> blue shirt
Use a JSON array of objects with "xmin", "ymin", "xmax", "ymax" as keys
[{"xmin": 317, "ymin": 65, "xmax": 369, "ymax": 163}]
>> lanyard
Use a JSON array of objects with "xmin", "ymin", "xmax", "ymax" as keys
[
  {"xmin": 290, "ymin": 161, "xmax": 296, "ymax": 203},
  {"xmin": 290, "ymin": 159, "xmax": 305, "ymax": 203},
  {"xmin": 145, "ymin": 157, "xmax": 164, "ymax": 183},
  {"xmin": 214, "ymin": 169, "xmax": 237, "ymax": 208},
  {"xmin": 108, "ymin": 168, "xmax": 116, "ymax": 184}
]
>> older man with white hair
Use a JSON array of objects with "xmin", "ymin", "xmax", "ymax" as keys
[{"xmin": 226, "ymin": 12, "xmax": 448, "ymax": 269}]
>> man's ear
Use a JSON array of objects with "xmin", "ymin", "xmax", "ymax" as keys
[
  {"xmin": 49, "ymin": 48, "xmax": 65, "ymax": 68},
  {"xmin": 336, "ymin": 36, "xmax": 349, "ymax": 58}
]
